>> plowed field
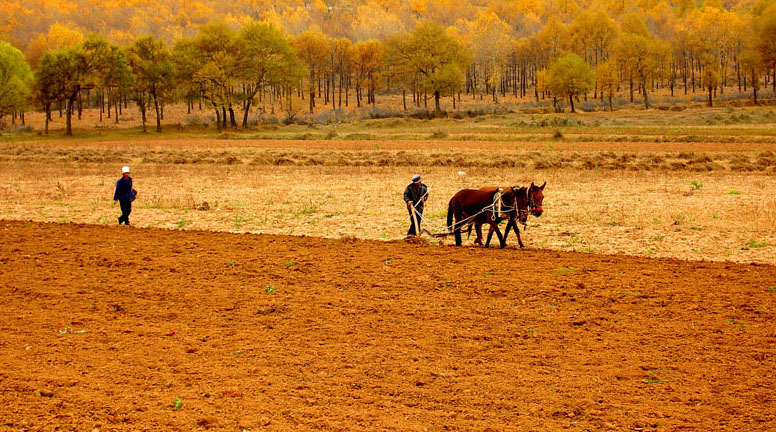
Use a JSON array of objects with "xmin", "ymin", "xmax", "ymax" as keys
[{"xmin": 1, "ymin": 221, "xmax": 775, "ymax": 431}]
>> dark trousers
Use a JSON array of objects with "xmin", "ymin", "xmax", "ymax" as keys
[
  {"xmin": 407, "ymin": 207, "xmax": 422, "ymax": 235},
  {"xmin": 118, "ymin": 199, "xmax": 132, "ymax": 225}
]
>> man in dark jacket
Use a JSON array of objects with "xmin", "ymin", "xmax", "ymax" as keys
[
  {"xmin": 403, "ymin": 174, "xmax": 428, "ymax": 236},
  {"xmin": 113, "ymin": 166, "xmax": 134, "ymax": 225}
]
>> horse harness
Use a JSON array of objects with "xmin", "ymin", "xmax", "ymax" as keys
[{"xmin": 515, "ymin": 185, "xmax": 542, "ymax": 230}]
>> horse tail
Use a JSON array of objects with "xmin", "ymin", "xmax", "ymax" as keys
[{"xmin": 447, "ymin": 198, "xmax": 454, "ymax": 232}]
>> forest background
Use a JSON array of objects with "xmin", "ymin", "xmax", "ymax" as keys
[{"xmin": 1, "ymin": 0, "xmax": 776, "ymax": 134}]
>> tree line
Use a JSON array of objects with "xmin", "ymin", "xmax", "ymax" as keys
[{"xmin": 1, "ymin": 3, "xmax": 775, "ymax": 134}]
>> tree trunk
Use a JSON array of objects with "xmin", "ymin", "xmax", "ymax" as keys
[
  {"xmin": 708, "ymin": 86, "xmax": 713, "ymax": 107},
  {"xmin": 402, "ymin": 90, "xmax": 406, "ymax": 111},
  {"xmin": 139, "ymin": 99, "xmax": 147, "ymax": 133},
  {"xmin": 228, "ymin": 106, "xmax": 237, "ymax": 127},
  {"xmin": 643, "ymin": 82, "xmax": 649, "ymax": 109},
  {"xmin": 152, "ymin": 91, "xmax": 162, "ymax": 133},
  {"xmin": 569, "ymin": 93, "xmax": 575, "ymax": 113},
  {"xmin": 44, "ymin": 104, "xmax": 50, "ymax": 134},
  {"xmin": 434, "ymin": 91, "xmax": 442, "ymax": 117},
  {"xmin": 242, "ymin": 99, "xmax": 252, "ymax": 127},
  {"xmin": 65, "ymin": 88, "xmax": 79, "ymax": 136}
]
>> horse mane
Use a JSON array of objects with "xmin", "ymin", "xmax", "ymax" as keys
[{"xmin": 512, "ymin": 186, "xmax": 527, "ymax": 205}]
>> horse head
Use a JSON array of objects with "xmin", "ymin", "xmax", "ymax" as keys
[
  {"xmin": 528, "ymin": 181, "xmax": 546, "ymax": 217},
  {"xmin": 510, "ymin": 185, "xmax": 530, "ymax": 224}
]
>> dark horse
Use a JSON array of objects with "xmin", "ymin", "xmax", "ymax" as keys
[
  {"xmin": 447, "ymin": 187, "xmax": 521, "ymax": 248},
  {"xmin": 472, "ymin": 182, "xmax": 545, "ymax": 248}
]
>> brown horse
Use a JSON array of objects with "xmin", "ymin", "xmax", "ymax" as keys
[
  {"xmin": 472, "ymin": 182, "xmax": 546, "ymax": 248},
  {"xmin": 447, "ymin": 187, "xmax": 519, "ymax": 248}
]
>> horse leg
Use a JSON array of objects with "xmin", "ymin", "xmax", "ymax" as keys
[
  {"xmin": 486, "ymin": 217, "xmax": 510, "ymax": 248},
  {"xmin": 454, "ymin": 215, "xmax": 463, "ymax": 246},
  {"xmin": 491, "ymin": 222, "xmax": 507, "ymax": 249},
  {"xmin": 485, "ymin": 224, "xmax": 495, "ymax": 247},
  {"xmin": 488, "ymin": 222, "xmax": 505, "ymax": 248},
  {"xmin": 514, "ymin": 223, "xmax": 525, "ymax": 248},
  {"xmin": 503, "ymin": 219, "xmax": 512, "ymax": 244},
  {"xmin": 451, "ymin": 209, "xmax": 464, "ymax": 246},
  {"xmin": 474, "ymin": 223, "xmax": 484, "ymax": 246}
]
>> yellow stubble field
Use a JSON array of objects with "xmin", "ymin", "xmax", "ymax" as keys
[{"xmin": 2, "ymin": 109, "xmax": 775, "ymax": 264}]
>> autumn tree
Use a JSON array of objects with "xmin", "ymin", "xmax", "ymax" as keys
[
  {"xmin": 758, "ymin": 6, "xmax": 776, "ymax": 95},
  {"xmin": 191, "ymin": 23, "xmax": 238, "ymax": 129},
  {"xmin": 235, "ymin": 22, "xmax": 304, "ymax": 125},
  {"xmin": 35, "ymin": 50, "xmax": 68, "ymax": 134},
  {"xmin": 330, "ymin": 38, "xmax": 352, "ymax": 109},
  {"xmin": 701, "ymin": 54, "xmax": 720, "ymax": 107},
  {"xmin": 100, "ymin": 45, "xmax": 133, "ymax": 125},
  {"xmin": 171, "ymin": 37, "xmax": 200, "ymax": 114},
  {"xmin": 569, "ymin": 9, "xmax": 618, "ymax": 98},
  {"xmin": 350, "ymin": 40, "xmax": 384, "ymax": 108},
  {"xmin": 387, "ymin": 23, "xmax": 471, "ymax": 116},
  {"xmin": 26, "ymin": 23, "xmax": 84, "ymax": 70},
  {"xmin": 536, "ymin": 17, "xmax": 567, "ymax": 62},
  {"xmin": 128, "ymin": 35, "xmax": 174, "ymax": 132},
  {"xmin": 739, "ymin": 46, "xmax": 762, "ymax": 104},
  {"xmin": 0, "ymin": 41, "xmax": 33, "ymax": 123},
  {"xmin": 35, "ymin": 34, "xmax": 125, "ymax": 135},
  {"xmin": 546, "ymin": 53, "xmax": 594, "ymax": 113},
  {"xmin": 596, "ymin": 60, "xmax": 619, "ymax": 111},
  {"xmin": 465, "ymin": 11, "xmax": 513, "ymax": 102},
  {"xmin": 293, "ymin": 30, "xmax": 331, "ymax": 114},
  {"xmin": 614, "ymin": 32, "xmax": 669, "ymax": 109},
  {"xmin": 621, "ymin": 12, "xmax": 651, "ymax": 38}
]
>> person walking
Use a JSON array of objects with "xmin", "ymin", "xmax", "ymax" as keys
[
  {"xmin": 403, "ymin": 174, "xmax": 428, "ymax": 236},
  {"xmin": 113, "ymin": 166, "xmax": 135, "ymax": 225}
]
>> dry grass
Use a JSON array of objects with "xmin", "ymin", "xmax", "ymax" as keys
[
  {"xmin": 1, "ymin": 144, "xmax": 774, "ymax": 264},
  {"xmin": 4, "ymin": 103, "xmax": 776, "ymax": 146},
  {"xmin": 2, "ymin": 105, "xmax": 775, "ymax": 263},
  {"xmin": 2, "ymin": 143, "xmax": 775, "ymax": 173}
]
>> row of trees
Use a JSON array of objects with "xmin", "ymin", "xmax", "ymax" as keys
[
  {"xmin": 1, "ymin": 4, "xmax": 776, "ymax": 133},
  {"xmin": 1, "ymin": 0, "xmax": 772, "ymax": 50},
  {"xmin": 1, "ymin": 21, "xmax": 473, "ymax": 133}
]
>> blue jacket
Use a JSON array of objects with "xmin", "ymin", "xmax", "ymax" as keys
[{"xmin": 114, "ymin": 177, "xmax": 133, "ymax": 201}]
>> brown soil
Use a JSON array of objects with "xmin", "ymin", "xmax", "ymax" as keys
[{"xmin": 1, "ymin": 221, "xmax": 775, "ymax": 430}]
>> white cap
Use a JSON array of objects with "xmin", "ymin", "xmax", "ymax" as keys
[
  {"xmin": 122, "ymin": 166, "xmax": 130, "ymax": 173},
  {"xmin": 411, "ymin": 174, "xmax": 421, "ymax": 183}
]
